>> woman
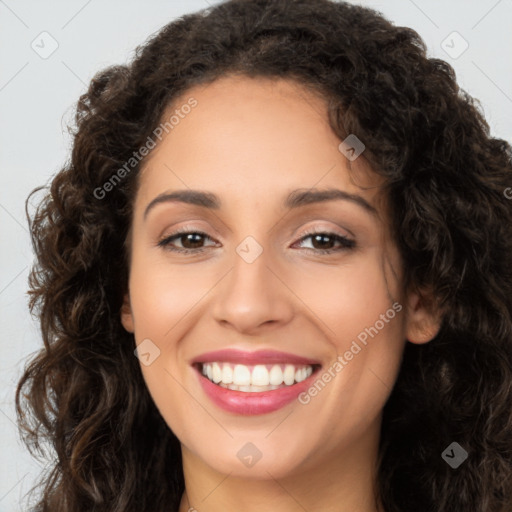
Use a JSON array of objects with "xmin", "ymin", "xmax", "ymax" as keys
[{"xmin": 16, "ymin": 0, "xmax": 512, "ymax": 510}]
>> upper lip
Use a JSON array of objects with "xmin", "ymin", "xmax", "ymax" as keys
[{"xmin": 191, "ymin": 349, "xmax": 321, "ymax": 366}]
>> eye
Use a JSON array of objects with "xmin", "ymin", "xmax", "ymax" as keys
[
  {"xmin": 157, "ymin": 229, "xmax": 218, "ymax": 253},
  {"xmin": 292, "ymin": 230, "xmax": 356, "ymax": 254},
  {"xmin": 157, "ymin": 228, "xmax": 355, "ymax": 255}
]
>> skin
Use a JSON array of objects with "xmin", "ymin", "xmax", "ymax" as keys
[{"xmin": 121, "ymin": 75, "xmax": 441, "ymax": 512}]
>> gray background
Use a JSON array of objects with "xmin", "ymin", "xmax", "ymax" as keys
[{"xmin": 1, "ymin": 0, "xmax": 511, "ymax": 509}]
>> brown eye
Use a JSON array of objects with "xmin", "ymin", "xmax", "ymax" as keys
[
  {"xmin": 157, "ymin": 230, "xmax": 217, "ymax": 253},
  {"xmin": 293, "ymin": 231, "xmax": 355, "ymax": 254}
]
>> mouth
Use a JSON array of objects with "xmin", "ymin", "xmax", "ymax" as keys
[{"xmin": 191, "ymin": 349, "xmax": 322, "ymax": 415}]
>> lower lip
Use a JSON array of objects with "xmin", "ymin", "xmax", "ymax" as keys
[{"xmin": 196, "ymin": 368, "xmax": 320, "ymax": 415}]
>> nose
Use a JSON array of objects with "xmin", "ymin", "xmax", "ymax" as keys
[{"xmin": 211, "ymin": 245, "xmax": 294, "ymax": 335}]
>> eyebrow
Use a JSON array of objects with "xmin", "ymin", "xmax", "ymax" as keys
[{"xmin": 143, "ymin": 187, "xmax": 378, "ymax": 220}]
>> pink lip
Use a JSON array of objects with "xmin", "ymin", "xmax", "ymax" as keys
[
  {"xmin": 191, "ymin": 349, "xmax": 321, "ymax": 366},
  {"xmin": 196, "ymin": 370, "xmax": 320, "ymax": 415},
  {"xmin": 191, "ymin": 349, "xmax": 322, "ymax": 415}
]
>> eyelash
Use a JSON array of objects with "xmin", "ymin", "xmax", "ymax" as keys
[{"xmin": 156, "ymin": 228, "xmax": 356, "ymax": 255}]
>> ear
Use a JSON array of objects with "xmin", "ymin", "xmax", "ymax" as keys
[
  {"xmin": 404, "ymin": 289, "xmax": 442, "ymax": 344},
  {"xmin": 120, "ymin": 293, "xmax": 135, "ymax": 333}
]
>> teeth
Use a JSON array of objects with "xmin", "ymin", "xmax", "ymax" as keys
[
  {"xmin": 212, "ymin": 362, "xmax": 222, "ymax": 383},
  {"xmin": 218, "ymin": 382, "xmax": 284, "ymax": 392},
  {"xmin": 296, "ymin": 367, "xmax": 312, "ymax": 382},
  {"xmin": 233, "ymin": 364, "xmax": 251, "ymax": 386},
  {"xmin": 251, "ymin": 365, "xmax": 269, "ymax": 386},
  {"xmin": 283, "ymin": 364, "xmax": 295, "ymax": 385},
  {"xmin": 269, "ymin": 365, "xmax": 283, "ymax": 385},
  {"xmin": 201, "ymin": 362, "xmax": 315, "ymax": 389},
  {"xmin": 221, "ymin": 364, "xmax": 233, "ymax": 384}
]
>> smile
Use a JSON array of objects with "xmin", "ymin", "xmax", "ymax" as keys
[
  {"xmin": 200, "ymin": 362, "xmax": 314, "ymax": 391},
  {"xmin": 191, "ymin": 349, "xmax": 322, "ymax": 415}
]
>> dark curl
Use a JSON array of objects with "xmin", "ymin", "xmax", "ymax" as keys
[{"xmin": 16, "ymin": 0, "xmax": 512, "ymax": 510}]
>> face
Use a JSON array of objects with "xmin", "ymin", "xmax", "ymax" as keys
[{"xmin": 121, "ymin": 75, "xmax": 439, "ymax": 481}]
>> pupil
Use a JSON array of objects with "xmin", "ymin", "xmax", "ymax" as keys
[
  {"xmin": 313, "ymin": 234, "xmax": 332, "ymax": 249},
  {"xmin": 184, "ymin": 233, "xmax": 203, "ymax": 248}
]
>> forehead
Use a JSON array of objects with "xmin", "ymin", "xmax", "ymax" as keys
[{"xmin": 136, "ymin": 75, "xmax": 384, "ymax": 212}]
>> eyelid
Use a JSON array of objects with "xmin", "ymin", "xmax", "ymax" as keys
[
  {"xmin": 292, "ymin": 223, "xmax": 353, "ymax": 241},
  {"xmin": 157, "ymin": 221, "xmax": 353, "ymax": 244},
  {"xmin": 156, "ymin": 225, "xmax": 217, "ymax": 247},
  {"xmin": 290, "ymin": 227, "xmax": 355, "ymax": 252}
]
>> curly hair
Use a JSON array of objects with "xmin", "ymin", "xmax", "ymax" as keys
[{"xmin": 16, "ymin": 0, "xmax": 512, "ymax": 510}]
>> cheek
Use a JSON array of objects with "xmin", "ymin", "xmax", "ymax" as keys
[
  {"xmin": 127, "ymin": 258, "xmax": 204, "ymax": 433},
  {"xmin": 290, "ymin": 251, "xmax": 405, "ymax": 429},
  {"xmin": 287, "ymin": 250, "xmax": 401, "ymax": 346},
  {"xmin": 128, "ymin": 256, "xmax": 220, "ymax": 336}
]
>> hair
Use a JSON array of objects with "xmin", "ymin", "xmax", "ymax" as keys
[{"xmin": 16, "ymin": 0, "xmax": 512, "ymax": 510}]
